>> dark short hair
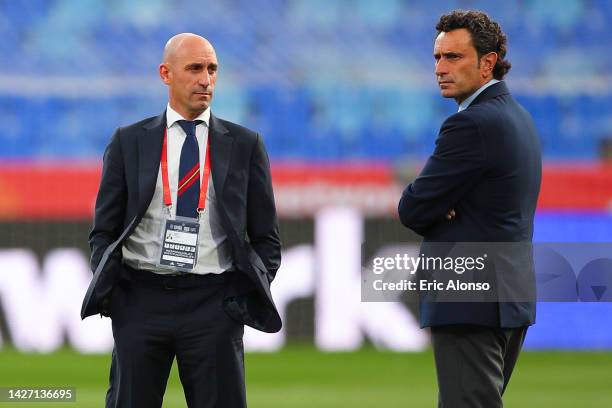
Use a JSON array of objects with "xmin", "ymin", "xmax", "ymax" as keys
[{"xmin": 436, "ymin": 10, "xmax": 511, "ymax": 80}]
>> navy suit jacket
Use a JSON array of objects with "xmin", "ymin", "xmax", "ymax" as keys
[
  {"xmin": 398, "ymin": 81, "xmax": 541, "ymax": 328},
  {"xmin": 81, "ymin": 112, "xmax": 283, "ymax": 333}
]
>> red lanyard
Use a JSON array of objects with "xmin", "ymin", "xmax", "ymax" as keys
[{"xmin": 160, "ymin": 127, "xmax": 211, "ymax": 213}]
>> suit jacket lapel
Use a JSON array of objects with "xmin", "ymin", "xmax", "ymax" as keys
[
  {"xmin": 137, "ymin": 112, "xmax": 165, "ymax": 219},
  {"xmin": 209, "ymin": 114, "xmax": 233, "ymax": 195},
  {"xmin": 135, "ymin": 112, "xmax": 231, "ymax": 221}
]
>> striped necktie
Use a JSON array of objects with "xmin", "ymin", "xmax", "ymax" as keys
[{"xmin": 176, "ymin": 120, "xmax": 203, "ymax": 218}]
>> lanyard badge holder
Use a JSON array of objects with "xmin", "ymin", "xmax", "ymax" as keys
[{"xmin": 156, "ymin": 129, "xmax": 211, "ymax": 273}]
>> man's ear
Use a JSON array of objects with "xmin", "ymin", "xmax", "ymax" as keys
[
  {"xmin": 159, "ymin": 63, "xmax": 171, "ymax": 85},
  {"xmin": 480, "ymin": 52, "xmax": 498, "ymax": 78}
]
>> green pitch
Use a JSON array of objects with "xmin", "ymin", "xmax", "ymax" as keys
[{"xmin": 0, "ymin": 346, "xmax": 610, "ymax": 407}]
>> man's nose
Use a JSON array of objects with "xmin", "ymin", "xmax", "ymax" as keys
[
  {"xmin": 435, "ymin": 60, "xmax": 448, "ymax": 77},
  {"xmin": 198, "ymin": 72, "xmax": 211, "ymax": 87}
]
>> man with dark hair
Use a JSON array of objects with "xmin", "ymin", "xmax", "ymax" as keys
[{"xmin": 398, "ymin": 10, "xmax": 541, "ymax": 407}]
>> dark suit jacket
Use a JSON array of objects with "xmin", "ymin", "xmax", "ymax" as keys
[
  {"xmin": 81, "ymin": 112, "xmax": 283, "ymax": 333},
  {"xmin": 398, "ymin": 81, "xmax": 541, "ymax": 328}
]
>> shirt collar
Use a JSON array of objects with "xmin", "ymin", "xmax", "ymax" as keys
[
  {"xmin": 166, "ymin": 103, "xmax": 210, "ymax": 128},
  {"xmin": 458, "ymin": 79, "xmax": 500, "ymax": 112}
]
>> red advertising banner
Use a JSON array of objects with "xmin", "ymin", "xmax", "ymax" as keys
[{"xmin": 0, "ymin": 162, "xmax": 610, "ymax": 220}]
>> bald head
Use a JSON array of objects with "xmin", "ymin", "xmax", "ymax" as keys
[
  {"xmin": 162, "ymin": 33, "xmax": 215, "ymax": 64},
  {"xmin": 159, "ymin": 33, "xmax": 219, "ymax": 119}
]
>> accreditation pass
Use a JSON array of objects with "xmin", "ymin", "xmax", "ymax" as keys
[{"xmin": 159, "ymin": 218, "xmax": 200, "ymax": 270}]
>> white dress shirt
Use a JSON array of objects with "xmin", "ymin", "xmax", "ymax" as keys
[{"xmin": 122, "ymin": 104, "xmax": 232, "ymax": 275}]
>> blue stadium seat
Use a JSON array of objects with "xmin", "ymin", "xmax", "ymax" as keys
[{"xmin": 0, "ymin": 0, "xmax": 608, "ymax": 161}]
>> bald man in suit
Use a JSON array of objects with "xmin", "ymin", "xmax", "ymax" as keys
[{"xmin": 82, "ymin": 34, "xmax": 281, "ymax": 408}]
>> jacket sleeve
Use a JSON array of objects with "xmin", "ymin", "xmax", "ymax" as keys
[
  {"xmin": 88, "ymin": 128, "xmax": 127, "ymax": 272},
  {"xmin": 398, "ymin": 113, "xmax": 487, "ymax": 236},
  {"xmin": 246, "ymin": 133, "xmax": 282, "ymax": 280}
]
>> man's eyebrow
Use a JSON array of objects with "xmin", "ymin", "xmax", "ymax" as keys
[
  {"xmin": 185, "ymin": 62, "xmax": 218, "ymax": 70},
  {"xmin": 434, "ymin": 51, "xmax": 462, "ymax": 58},
  {"xmin": 185, "ymin": 62, "xmax": 204, "ymax": 69}
]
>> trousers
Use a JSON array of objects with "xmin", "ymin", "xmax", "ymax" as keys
[
  {"xmin": 431, "ymin": 324, "xmax": 528, "ymax": 408},
  {"xmin": 105, "ymin": 270, "xmax": 246, "ymax": 408}
]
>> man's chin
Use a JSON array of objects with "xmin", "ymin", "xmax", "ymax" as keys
[
  {"xmin": 192, "ymin": 102, "xmax": 210, "ymax": 112},
  {"xmin": 192, "ymin": 95, "xmax": 212, "ymax": 106}
]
